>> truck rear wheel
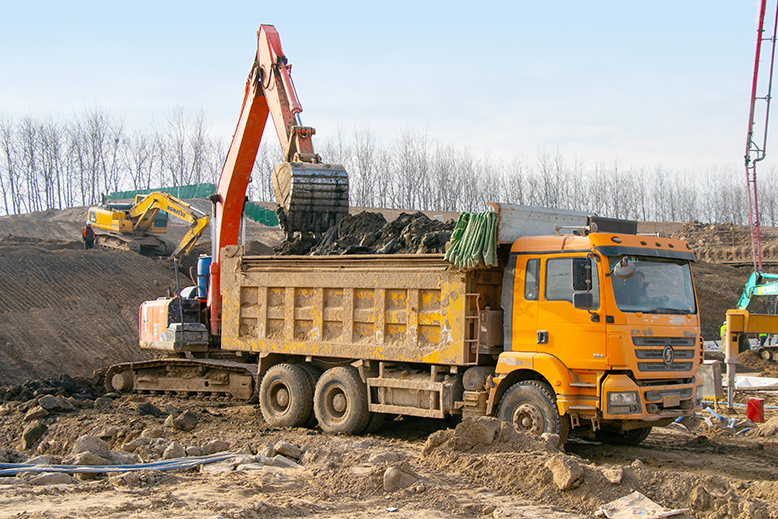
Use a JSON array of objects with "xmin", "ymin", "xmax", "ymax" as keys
[
  {"xmin": 314, "ymin": 367, "xmax": 370, "ymax": 435},
  {"xmin": 298, "ymin": 363, "xmax": 322, "ymax": 428},
  {"xmin": 595, "ymin": 426, "xmax": 652, "ymax": 446},
  {"xmin": 259, "ymin": 363, "xmax": 314, "ymax": 428},
  {"xmin": 498, "ymin": 380, "xmax": 568, "ymax": 443}
]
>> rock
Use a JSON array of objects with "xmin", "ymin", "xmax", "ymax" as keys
[
  {"xmin": 369, "ymin": 451, "xmax": 401, "ymax": 464},
  {"xmin": 94, "ymin": 397, "xmax": 113, "ymax": 409},
  {"xmin": 106, "ymin": 450, "xmax": 140, "ymax": 465},
  {"xmin": 71, "ymin": 435, "xmax": 111, "ymax": 458},
  {"xmin": 201, "ymin": 440, "xmax": 229, "ymax": 455},
  {"xmin": 172, "ymin": 410, "xmax": 199, "ymax": 431},
  {"xmin": 110, "ymin": 471, "xmax": 141, "ymax": 487},
  {"xmin": 22, "ymin": 421, "xmax": 47, "ymax": 450},
  {"xmin": 26, "ymin": 454, "xmax": 59, "ymax": 465},
  {"xmin": 23, "ymin": 405, "xmax": 49, "ymax": 422},
  {"xmin": 164, "ymin": 415, "xmax": 174, "ymax": 428},
  {"xmin": 258, "ymin": 443, "xmax": 276, "ymax": 458},
  {"xmin": 545, "ymin": 454, "xmax": 584, "ymax": 491},
  {"xmin": 271, "ymin": 455, "xmax": 299, "ymax": 468},
  {"xmin": 451, "ymin": 417, "xmax": 501, "ymax": 448},
  {"xmin": 73, "ymin": 451, "xmax": 111, "ymax": 466},
  {"xmin": 135, "ymin": 402, "xmax": 161, "ymax": 416},
  {"xmin": 0, "ymin": 477, "xmax": 27, "ymax": 486},
  {"xmin": 37, "ymin": 395, "xmax": 60, "ymax": 411},
  {"xmin": 702, "ymin": 475, "xmax": 733, "ymax": 498},
  {"xmin": 631, "ymin": 459, "xmax": 645, "ymax": 470},
  {"xmin": 0, "ymin": 404, "xmax": 13, "ymax": 416},
  {"xmin": 54, "ymin": 396, "xmax": 75, "ymax": 411},
  {"xmin": 383, "ymin": 465, "xmax": 418, "ymax": 492},
  {"xmin": 140, "ymin": 427, "xmax": 164, "ymax": 439},
  {"xmin": 29, "ymin": 472, "xmax": 75, "ymax": 486},
  {"xmin": 541, "ymin": 433, "xmax": 562, "ymax": 450},
  {"xmin": 163, "ymin": 441, "xmax": 186, "ymax": 460},
  {"xmin": 273, "ymin": 441, "xmax": 302, "ymax": 460},
  {"xmin": 186, "ymin": 446, "xmax": 203, "ymax": 457},
  {"xmin": 482, "ymin": 505, "xmax": 496, "ymax": 515},
  {"xmin": 121, "ymin": 437, "xmax": 150, "ymax": 453},
  {"xmin": 602, "ymin": 467, "xmax": 623, "ymax": 484},
  {"xmin": 754, "ymin": 416, "xmax": 778, "ymax": 437},
  {"xmin": 97, "ymin": 426, "xmax": 120, "ymax": 440}
]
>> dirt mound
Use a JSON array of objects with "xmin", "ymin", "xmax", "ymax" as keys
[
  {"xmin": 275, "ymin": 211, "xmax": 455, "ymax": 256},
  {"xmin": 0, "ymin": 242, "xmax": 177, "ymax": 385},
  {"xmin": 672, "ymin": 221, "xmax": 755, "ymax": 248},
  {"xmin": 739, "ymin": 350, "xmax": 778, "ymax": 378}
]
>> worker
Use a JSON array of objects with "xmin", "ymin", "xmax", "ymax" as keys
[
  {"xmin": 759, "ymin": 333, "xmax": 768, "ymax": 347},
  {"xmin": 633, "ymin": 270, "xmax": 648, "ymax": 303},
  {"xmin": 83, "ymin": 222, "xmax": 95, "ymax": 250},
  {"xmin": 720, "ymin": 321, "xmax": 727, "ymax": 342}
]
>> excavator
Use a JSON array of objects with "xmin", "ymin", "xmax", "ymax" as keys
[
  {"xmin": 104, "ymin": 24, "xmax": 349, "ymax": 398},
  {"xmin": 87, "ymin": 191, "xmax": 210, "ymax": 259}
]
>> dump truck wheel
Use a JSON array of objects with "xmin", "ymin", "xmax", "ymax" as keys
[
  {"xmin": 595, "ymin": 426, "xmax": 652, "ymax": 446},
  {"xmin": 362, "ymin": 412, "xmax": 386, "ymax": 434},
  {"xmin": 298, "ymin": 363, "xmax": 322, "ymax": 428},
  {"xmin": 259, "ymin": 363, "xmax": 314, "ymax": 428},
  {"xmin": 498, "ymin": 380, "xmax": 567, "ymax": 442},
  {"xmin": 314, "ymin": 367, "xmax": 370, "ymax": 435}
]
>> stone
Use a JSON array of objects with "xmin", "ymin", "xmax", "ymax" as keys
[
  {"xmin": 631, "ymin": 459, "xmax": 645, "ymax": 470},
  {"xmin": 163, "ymin": 441, "xmax": 186, "ymax": 460},
  {"xmin": 140, "ymin": 427, "xmax": 164, "ymax": 439},
  {"xmin": 273, "ymin": 441, "xmax": 302, "ymax": 460},
  {"xmin": 74, "ymin": 451, "xmax": 111, "ymax": 466},
  {"xmin": 383, "ymin": 466, "xmax": 418, "ymax": 492},
  {"xmin": 121, "ymin": 437, "xmax": 150, "ymax": 453},
  {"xmin": 172, "ymin": 410, "xmax": 199, "ymax": 432},
  {"xmin": 110, "ymin": 471, "xmax": 141, "ymax": 487},
  {"xmin": 22, "ymin": 421, "xmax": 47, "ymax": 450},
  {"xmin": 201, "ymin": 440, "xmax": 229, "ymax": 455},
  {"xmin": 270, "ymin": 455, "xmax": 299, "ymax": 468},
  {"xmin": 135, "ymin": 402, "xmax": 161, "ymax": 416},
  {"xmin": 0, "ymin": 404, "xmax": 13, "ymax": 416},
  {"xmin": 94, "ymin": 397, "xmax": 113, "ymax": 409},
  {"xmin": 71, "ymin": 435, "xmax": 111, "ymax": 458},
  {"xmin": 26, "ymin": 454, "xmax": 59, "ymax": 465},
  {"xmin": 97, "ymin": 426, "xmax": 120, "ymax": 440},
  {"xmin": 23, "ymin": 405, "xmax": 49, "ymax": 422},
  {"xmin": 164, "ymin": 415, "xmax": 174, "ymax": 428},
  {"xmin": 186, "ymin": 445, "xmax": 203, "ymax": 457},
  {"xmin": 482, "ymin": 505, "xmax": 496, "ymax": 515},
  {"xmin": 29, "ymin": 472, "xmax": 75, "ymax": 486},
  {"xmin": 545, "ymin": 454, "xmax": 584, "ymax": 491},
  {"xmin": 0, "ymin": 477, "xmax": 27, "ymax": 486},
  {"xmin": 257, "ymin": 443, "xmax": 276, "ymax": 458},
  {"xmin": 369, "ymin": 451, "xmax": 401, "ymax": 464},
  {"xmin": 54, "ymin": 396, "xmax": 75, "ymax": 411},
  {"xmin": 106, "ymin": 450, "xmax": 140, "ymax": 465},
  {"xmin": 37, "ymin": 395, "xmax": 60, "ymax": 411},
  {"xmin": 602, "ymin": 467, "xmax": 623, "ymax": 485},
  {"xmin": 541, "ymin": 433, "xmax": 562, "ymax": 450}
]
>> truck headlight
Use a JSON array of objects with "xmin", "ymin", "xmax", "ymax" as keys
[
  {"xmin": 695, "ymin": 384, "xmax": 703, "ymax": 403},
  {"xmin": 608, "ymin": 391, "xmax": 638, "ymax": 405}
]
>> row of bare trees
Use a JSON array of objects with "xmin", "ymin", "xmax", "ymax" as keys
[{"xmin": 1, "ymin": 110, "xmax": 776, "ymax": 226}]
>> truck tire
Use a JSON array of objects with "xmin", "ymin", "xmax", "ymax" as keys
[
  {"xmin": 298, "ymin": 363, "xmax": 322, "ymax": 428},
  {"xmin": 498, "ymin": 380, "xmax": 568, "ymax": 443},
  {"xmin": 759, "ymin": 348, "xmax": 774, "ymax": 361},
  {"xmin": 259, "ymin": 363, "xmax": 314, "ymax": 428},
  {"xmin": 314, "ymin": 367, "xmax": 370, "ymax": 435},
  {"xmin": 595, "ymin": 426, "xmax": 652, "ymax": 446},
  {"xmin": 362, "ymin": 412, "xmax": 386, "ymax": 434}
]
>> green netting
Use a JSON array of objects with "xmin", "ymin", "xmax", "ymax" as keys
[
  {"xmin": 106, "ymin": 184, "xmax": 279, "ymax": 227},
  {"xmin": 244, "ymin": 202, "xmax": 279, "ymax": 227},
  {"xmin": 444, "ymin": 211, "xmax": 498, "ymax": 269},
  {"xmin": 106, "ymin": 183, "xmax": 216, "ymax": 201}
]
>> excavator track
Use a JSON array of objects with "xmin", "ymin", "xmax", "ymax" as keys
[
  {"xmin": 105, "ymin": 358, "xmax": 258, "ymax": 401},
  {"xmin": 95, "ymin": 232, "xmax": 168, "ymax": 255}
]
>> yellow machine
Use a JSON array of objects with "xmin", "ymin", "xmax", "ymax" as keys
[{"xmin": 87, "ymin": 192, "xmax": 210, "ymax": 258}]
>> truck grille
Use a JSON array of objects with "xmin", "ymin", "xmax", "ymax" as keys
[{"xmin": 632, "ymin": 336, "xmax": 696, "ymax": 373}]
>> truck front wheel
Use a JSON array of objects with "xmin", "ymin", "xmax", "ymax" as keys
[
  {"xmin": 498, "ymin": 381, "xmax": 568, "ymax": 442},
  {"xmin": 314, "ymin": 367, "xmax": 370, "ymax": 435},
  {"xmin": 595, "ymin": 426, "xmax": 652, "ymax": 446},
  {"xmin": 259, "ymin": 363, "xmax": 314, "ymax": 428}
]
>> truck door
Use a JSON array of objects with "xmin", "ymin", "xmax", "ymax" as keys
[
  {"xmin": 536, "ymin": 256, "xmax": 606, "ymax": 369},
  {"xmin": 508, "ymin": 257, "xmax": 541, "ymax": 353}
]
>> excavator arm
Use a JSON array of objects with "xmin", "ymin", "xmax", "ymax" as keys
[
  {"xmin": 207, "ymin": 24, "xmax": 349, "ymax": 334},
  {"xmin": 129, "ymin": 192, "xmax": 210, "ymax": 259}
]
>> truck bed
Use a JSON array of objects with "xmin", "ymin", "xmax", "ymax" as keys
[{"xmin": 220, "ymin": 247, "xmax": 503, "ymax": 365}]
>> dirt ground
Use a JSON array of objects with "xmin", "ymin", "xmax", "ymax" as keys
[{"xmin": 3, "ymin": 206, "xmax": 778, "ymax": 518}]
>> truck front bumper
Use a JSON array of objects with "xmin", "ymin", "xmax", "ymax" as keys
[{"xmin": 600, "ymin": 373, "xmax": 703, "ymax": 421}]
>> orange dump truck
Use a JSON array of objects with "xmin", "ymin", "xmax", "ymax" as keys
[{"xmin": 208, "ymin": 205, "xmax": 702, "ymax": 444}]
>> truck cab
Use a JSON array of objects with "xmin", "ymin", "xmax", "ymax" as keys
[{"xmin": 492, "ymin": 231, "xmax": 703, "ymax": 444}]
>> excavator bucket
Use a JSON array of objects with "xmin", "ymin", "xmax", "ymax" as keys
[{"xmin": 272, "ymin": 162, "xmax": 349, "ymax": 236}]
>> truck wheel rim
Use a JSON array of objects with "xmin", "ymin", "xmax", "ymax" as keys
[
  {"xmin": 512, "ymin": 403, "xmax": 544, "ymax": 435},
  {"xmin": 268, "ymin": 382, "xmax": 290, "ymax": 414},
  {"xmin": 323, "ymin": 386, "xmax": 347, "ymax": 420}
]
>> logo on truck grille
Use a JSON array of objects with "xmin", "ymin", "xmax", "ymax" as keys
[{"xmin": 662, "ymin": 345, "xmax": 675, "ymax": 366}]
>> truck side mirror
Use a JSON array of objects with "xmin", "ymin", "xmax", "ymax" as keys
[
  {"xmin": 573, "ymin": 291, "xmax": 594, "ymax": 309},
  {"xmin": 572, "ymin": 258, "xmax": 592, "ymax": 291},
  {"xmin": 612, "ymin": 258, "xmax": 636, "ymax": 279}
]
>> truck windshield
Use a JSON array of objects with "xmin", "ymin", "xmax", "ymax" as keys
[{"xmin": 609, "ymin": 257, "xmax": 697, "ymax": 315}]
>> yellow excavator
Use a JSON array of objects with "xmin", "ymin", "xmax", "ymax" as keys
[{"xmin": 87, "ymin": 192, "xmax": 210, "ymax": 258}]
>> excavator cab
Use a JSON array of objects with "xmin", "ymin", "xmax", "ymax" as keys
[{"xmin": 272, "ymin": 161, "xmax": 349, "ymax": 237}]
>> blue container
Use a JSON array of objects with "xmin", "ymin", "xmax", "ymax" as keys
[{"xmin": 197, "ymin": 255, "xmax": 212, "ymax": 298}]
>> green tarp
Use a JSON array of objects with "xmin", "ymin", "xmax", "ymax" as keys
[{"xmin": 444, "ymin": 211, "xmax": 499, "ymax": 269}]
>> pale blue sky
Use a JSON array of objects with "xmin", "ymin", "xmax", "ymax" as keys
[{"xmin": 0, "ymin": 1, "xmax": 773, "ymax": 172}]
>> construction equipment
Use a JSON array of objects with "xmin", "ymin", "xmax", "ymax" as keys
[
  {"xmin": 107, "ymin": 26, "xmax": 703, "ymax": 446},
  {"xmin": 87, "ymin": 192, "xmax": 210, "ymax": 259}
]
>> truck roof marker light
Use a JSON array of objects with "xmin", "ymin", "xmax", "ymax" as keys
[
  {"xmin": 669, "ymin": 244, "xmax": 674, "ymax": 248},
  {"xmin": 656, "ymin": 242, "xmax": 661, "ymax": 247},
  {"xmin": 611, "ymin": 237, "xmax": 622, "ymax": 243},
  {"xmin": 640, "ymin": 241, "xmax": 647, "ymax": 246}
]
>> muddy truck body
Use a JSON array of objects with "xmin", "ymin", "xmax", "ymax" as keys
[{"xmin": 106, "ymin": 25, "xmax": 703, "ymax": 444}]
